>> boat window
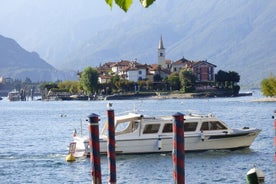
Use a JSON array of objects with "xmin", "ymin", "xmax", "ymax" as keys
[
  {"xmin": 200, "ymin": 121, "xmax": 227, "ymax": 131},
  {"xmin": 162, "ymin": 123, "xmax": 172, "ymax": 133},
  {"xmin": 133, "ymin": 121, "xmax": 139, "ymax": 131},
  {"xmin": 210, "ymin": 121, "xmax": 227, "ymax": 130},
  {"xmin": 200, "ymin": 122, "xmax": 209, "ymax": 131},
  {"xmin": 115, "ymin": 121, "xmax": 139, "ymax": 135},
  {"xmin": 143, "ymin": 124, "xmax": 160, "ymax": 134},
  {"xmin": 162, "ymin": 122, "xmax": 198, "ymax": 133},
  {"xmin": 184, "ymin": 122, "xmax": 197, "ymax": 132}
]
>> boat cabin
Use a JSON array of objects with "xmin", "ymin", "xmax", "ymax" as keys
[{"xmin": 101, "ymin": 113, "xmax": 229, "ymax": 137}]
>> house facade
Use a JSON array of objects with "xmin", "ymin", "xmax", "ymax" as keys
[
  {"xmin": 147, "ymin": 64, "xmax": 171, "ymax": 80},
  {"xmin": 191, "ymin": 61, "xmax": 216, "ymax": 82},
  {"xmin": 171, "ymin": 57, "xmax": 216, "ymax": 83},
  {"xmin": 170, "ymin": 57, "xmax": 192, "ymax": 73},
  {"xmin": 100, "ymin": 60, "xmax": 148, "ymax": 83}
]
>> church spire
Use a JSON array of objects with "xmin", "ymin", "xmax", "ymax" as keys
[
  {"xmin": 158, "ymin": 35, "xmax": 164, "ymax": 49},
  {"xmin": 158, "ymin": 35, "xmax": 166, "ymax": 68}
]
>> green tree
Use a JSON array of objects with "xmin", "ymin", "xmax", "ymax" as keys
[
  {"xmin": 58, "ymin": 81, "xmax": 81, "ymax": 94},
  {"xmin": 215, "ymin": 70, "xmax": 240, "ymax": 89},
  {"xmin": 261, "ymin": 75, "xmax": 276, "ymax": 97},
  {"xmin": 110, "ymin": 75, "xmax": 121, "ymax": 92},
  {"xmin": 79, "ymin": 67, "xmax": 99, "ymax": 95},
  {"xmin": 166, "ymin": 72, "xmax": 180, "ymax": 90},
  {"xmin": 179, "ymin": 69, "xmax": 196, "ymax": 92},
  {"xmin": 110, "ymin": 75, "xmax": 120, "ymax": 84},
  {"xmin": 116, "ymin": 80, "xmax": 134, "ymax": 92},
  {"xmin": 41, "ymin": 82, "xmax": 58, "ymax": 91},
  {"xmin": 228, "ymin": 71, "xmax": 240, "ymax": 83},
  {"xmin": 215, "ymin": 70, "xmax": 228, "ymax": 88},
  {"xmin": 153, "ymin": 65, "xmax": 163, "ymax": 82},
  {"xmin": 106, "ymin": 0, "xmax": 155, "ymax": 12},
  {"xmin": 153, "ymin": 74, "xmax": 162, "ymax": 82}
]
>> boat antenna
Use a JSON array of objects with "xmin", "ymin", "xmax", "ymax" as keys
[
  {"xmin": 133, "ymin": 104, "xmax": 137, "ymax": 113},
  {"xmin": 133, "ymin": 100, "xmax": 143, "ymax": 113}
]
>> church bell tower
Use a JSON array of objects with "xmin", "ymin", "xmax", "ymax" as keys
[{"xmin": 158, "ymin": 36, "xmax": 166, "ymax": 68}]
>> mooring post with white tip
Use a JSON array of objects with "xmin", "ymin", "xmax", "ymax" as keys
[
  {"xmin": 107, "ymin": 109, "xmax": 116, "ymax": 184},
  {"xmin": 172, "ymin": 112, "xmax": 185, "ymax": 184},
  {"xmin": 88, "ymin": 113, "xmax": 102, "ymax": 184}
]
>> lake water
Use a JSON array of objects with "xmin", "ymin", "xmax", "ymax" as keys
[{"xmin": 0, "ymin": 92, "xmax": 275, "ymax": 183}]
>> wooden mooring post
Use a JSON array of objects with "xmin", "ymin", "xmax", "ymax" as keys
[
  {"xmin": 107, "ymin": 109, "xmax": 117, "ymax": 184},
  {"xmin": 172, "ymin": 112, "xmax": 185, "ymax": 184},
  {"xmin": 88, "ymin": 113, "xmax": 102, "ymax": 184}
]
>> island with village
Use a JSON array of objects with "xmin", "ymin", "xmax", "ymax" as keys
[
  {"xmin": 42, "ymin": 36, "xmax": 252, "ymax": 101},
  {"xmin": 0, "ymin": 36, "xmax": 257, "ymax": 101}
]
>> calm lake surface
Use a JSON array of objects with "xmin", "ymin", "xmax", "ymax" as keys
[{"xmin": 0, "ymin": 92, "xmax": 275, "ymax": 183}]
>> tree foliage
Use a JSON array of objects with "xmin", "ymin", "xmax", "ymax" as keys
[
  {"xmin": 79, "ymin": 67, "xmax": 99, "ymax": 95},
  {"xmin": 153, "ymin": 74, "xmax": 162, "ymax": 82},
  {"xmin": 166, "ymin": 72, "xmax": 180, "ymax": 90},
  {"xmin": 105, "ymin": 0, "xmax": 155, "ymax": 12},
  {"xmin": 228, "ymin": 71, "xmax": 240, "ymax": 83},
  {"xmin": 215, "ymin": 70, "xmax": 240, "ymax": 88},
  {"xmin": 58, "ymin": 81, "xmax": 81, "ymax": 94},
  {"xmin": 115, "ymin": 79, "xmax": 134, "ymax": 92},
  {"xmin": 179, "ymin": 68, "xmax": 196, "ymax": 92},
  {"xmin": 41, "ymin": 82, "xmax": 58, "ymax": 90},
  {"xmin": 261, "ymin": 75, "xmax": 276, "ymax": 97}
]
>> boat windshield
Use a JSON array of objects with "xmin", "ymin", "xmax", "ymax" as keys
[
  {"xmin": 115, "ymin": 120, "xmax": 139, "ymax": 135},
  {"xmin": 200, "ymin": 121, "xmax": 227, "ymax": 131}
]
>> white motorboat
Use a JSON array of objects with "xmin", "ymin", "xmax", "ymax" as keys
[
  {"xmin": 8, "ymin": 90, "xmax": 21, "ymax": 101},
  {"xmin": 70, "ymin": 112, "xmax": 261, "ymax": 157}
]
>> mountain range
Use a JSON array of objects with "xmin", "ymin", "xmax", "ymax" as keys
[
  {"xmin": 0, "ymin": 35, "xmax": 76, "ymax": 82},
  {"xmin": 0, "ymin": 0, "xmax": 275, "ymax": 87}
]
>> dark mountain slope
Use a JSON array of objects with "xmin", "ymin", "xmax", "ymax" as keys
[{"xmin": 0, "ymin": 35, "xmax": 75, "ymax": 82}]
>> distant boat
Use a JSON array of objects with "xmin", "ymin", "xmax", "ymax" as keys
[
  {"xmin": 70, "ymin": 111, "xmax": 261, "ymax": 157},
  {"xmin": 8, "ymin": 90, "xmax": 21, "ymax": 101},
  {"xmin": 238, "ymin": 91, "xmax": 253, "ymax": 97}
]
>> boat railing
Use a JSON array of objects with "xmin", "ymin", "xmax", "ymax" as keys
[{"xmin": 188, "ymin": 113, "xmax": 215, "ymax": 118}]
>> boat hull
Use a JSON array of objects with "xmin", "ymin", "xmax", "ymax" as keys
[{"xmin": 73, "ymin": 129, "xmax": 260, "ymax": 157}]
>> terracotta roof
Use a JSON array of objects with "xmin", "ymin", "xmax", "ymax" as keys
[
  {"xmin": 148, "ymin": 64, "xmax": 171, "ymax": 74},
  {"xmin": 172, "ymin": 57, "xmax": 191, "ymax": 65},
  {"xmin": 172, "ymin": 57, "xmax": 216, "ymax": 68},
  {"xmin": 111, "ymin": 60, "xmax": 131, "ymax": 67},
  {"xmin": 191, "ymin": 60, "xmax": 217, "ymax": 67},
  {"xmin": 103, "ymin": 61, "xmax": 116, "ymax": 67},
  {"xmin": 148, "ymin": 64, "xmax": 160, "ymax": 71}
]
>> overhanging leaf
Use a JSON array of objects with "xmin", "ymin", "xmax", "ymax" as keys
[
  {"xmin": 140, "ymin": 0, "xmax": 155, "ymax": 8},
  {"xmin": 115, "ymin": 0, "xmax": 133, "ymax": 12},
  {"xmin": 105, "ymin": 0, "xmax": 113, "ymax": 9}
]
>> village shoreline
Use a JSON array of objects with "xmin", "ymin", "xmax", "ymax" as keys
[{"xmin": 104, "ymin": 91, "xmax": 255, "ymax": 100}]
